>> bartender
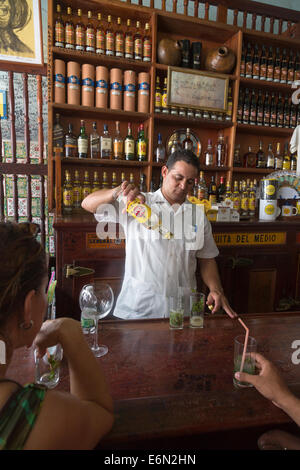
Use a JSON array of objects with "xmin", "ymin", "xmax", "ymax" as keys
[{"xmin": 82, "ymin": 149, "xmax": 237, "ymax": 320}]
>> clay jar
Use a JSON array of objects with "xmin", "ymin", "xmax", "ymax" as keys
[
  {"xmin": 204, "ymin": 46, "xmax": 236, "ymax": 74},
  {"xmin": 157, "ymin": 38, "xmax": 182, "ymax": 66}
]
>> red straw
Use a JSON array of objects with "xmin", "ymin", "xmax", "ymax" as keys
[{"xmin": 238, "ymin": 317, "xmax": 249, "ymax": 373}]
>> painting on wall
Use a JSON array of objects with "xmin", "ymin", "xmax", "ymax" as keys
[{"xmin": 0, "ymin": 0, "xmax": 43, "ymax": 66}]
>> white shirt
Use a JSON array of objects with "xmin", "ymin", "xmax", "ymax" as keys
[{"xmin": 94, "ymin": 189, "xmax": 219, "ymax": 319}]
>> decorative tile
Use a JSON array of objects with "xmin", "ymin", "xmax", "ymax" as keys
[
  {"xmin": 31, "ymin": 197, "xmax": 41, "ymax": 217},
  {"xmin": 6, "ymin": 198, "xmax": 14, "ymax": 216},
  {"xmin": 49, "ymin": 236, "xmax": 55, "ymax": 254},
  {"xmin": 18, "ymin": 198, "xmax": 27, "ymax": 217},
  {"xmin": 31, "ymin": 176, "xmax": 42, "ymax": 197}
]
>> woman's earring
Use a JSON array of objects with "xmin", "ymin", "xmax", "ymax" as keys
[{"xmin": 19, "ymin": 320, "xmax": 34, "ymax": 330}]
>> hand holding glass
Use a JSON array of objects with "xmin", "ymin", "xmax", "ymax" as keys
[
  {"xmin": 233, "ymin": 335, "xmax": 257, "ymax": 388},
  {"xmin": 34, "ymin": 344, "xmax": 63, "ymax": 389}
]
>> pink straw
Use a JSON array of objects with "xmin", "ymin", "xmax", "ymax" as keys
[{"xmin": 238, "ymin": 317, "xmax": 249, "ymax": 373}]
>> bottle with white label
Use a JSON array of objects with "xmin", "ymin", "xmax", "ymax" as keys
[
  {"xmin": 100, "ymin": 124, "xmax": 112, "ymax": 159},
  {"xmin": 80, "ymin": 307, "xmax": 96, "ymax": 334}
]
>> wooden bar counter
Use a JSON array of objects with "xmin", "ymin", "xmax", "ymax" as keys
[{"xmin": 6, "ymin": 313, "xmax": 300, "ymax": 450}]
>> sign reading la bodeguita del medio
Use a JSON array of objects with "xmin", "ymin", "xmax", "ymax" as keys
[{"xmin": 213, "ymin": 232, "xmax": 286, "ymax": 246}]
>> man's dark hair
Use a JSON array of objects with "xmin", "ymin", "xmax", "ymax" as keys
[{"xmin": 165, "ymin": 149, "xmax": 200, "ymax": 173}]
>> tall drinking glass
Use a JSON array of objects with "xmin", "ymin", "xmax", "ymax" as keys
[{"xmin": 233, "ymin": 335, "xmax": 257, "ymax": 388}]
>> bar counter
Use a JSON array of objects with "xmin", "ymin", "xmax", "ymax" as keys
[{"xmin": 6, "ymin": 313, "xmax": 300, "ymax": 450}]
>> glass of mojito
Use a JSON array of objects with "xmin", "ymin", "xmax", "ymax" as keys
[
  {"xmin": 34, "ymin": 343, "xmax": 63, "ymax": 389},
  {"xmin": 189, "ymin": 292, "xmax": 205, "ymax": 328},
  {"xmin": 233, "ymin": 335, "xmax": 257, "ymax": 388},
  {"xmin": 169, "ymin": 295, "xmax": 184, "ymax": 329}
]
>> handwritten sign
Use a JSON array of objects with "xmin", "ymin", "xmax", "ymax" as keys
[
  {"xmin": 213, "ymin": 232, "xmax": 286, "ymax": 246},
  {"xmin": 167, "ymin": 66, "xmax": 228, "ymax": 111}
]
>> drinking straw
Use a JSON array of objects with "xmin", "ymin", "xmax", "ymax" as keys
[
  {"xmin": 47, "ymin": 269, "xmax": 55, "ymax": 295},
  {"xmin": 237, "ymin": 317, "xmax": 249, "ymax": 373}
]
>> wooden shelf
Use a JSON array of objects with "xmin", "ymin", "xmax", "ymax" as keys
[
  {"xmin": 155, "ymin": 63, "xmax": 237, "ymax": 81},
  {"xmin": 60, "ymin": 157, "xmax": 149, "ymax": 167},
  {"xmin": 154, "ymin": 113, "xmax": 233, "ymax": 129},
  {"xmin": 51, "ymin": 103, "xmax": 150, "ymax": 122},
  {"xmin": 199, "ymin": 166, "xmax": 231, "ymax": 172},
  {"xmin": 232, "ymin": 167, "xmax": 275, "ymax": 174},
  {"xmin": 236, "ymin": 123, "xmax": 294, "ymax": 137},
  {"xmin": 240, "ymin": 77, "xmax": 292, "ymax": 93}
]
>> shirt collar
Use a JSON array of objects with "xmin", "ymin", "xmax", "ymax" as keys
[{"xmin": 151, "ymin": 188, "xmax": 192, "ymax": 212}]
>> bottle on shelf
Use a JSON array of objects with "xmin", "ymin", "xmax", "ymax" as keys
[
  {"xmin": 65, "ymin": 123, "xmax": 77, "ymax": 158},
  {"xmin": 54, "ymin": 4, "xmax": 64, "ymax": 48},
  {"xmin": 242, "ymin": 88, "xmax": 250, "ymax": 124},
  {"xmin": 243, "ymin": 146, "xmax": 257, "ymax": 168},
  {"xmin": 124, "ymin": 123, "xmax": 135, "ymax": 161},
  {"xmin": 197, "ymin": 171, "xmax": 208, "ymax": 200},
  {"xmin": 155, "ymin": 133, "xmax": 166, "ymax": 163},
  {"xmin": 82, "ymin": 171, "xmax": 92, "ymax": 199},
  {"xmin": 100, "ymin": 124, "xmax": 112, "ymax": 159},
  {"xmin": 295, "ymin": 52, "xmax": 300, "ymax": 82},
  {"xmin": 101, "ymin": 171, "xmax": 109, "ymax": 189},
  {"xmin": 78, "ymin": 120, "xmax": 88, "ymax": 159},
  {"xmin": 113, "ymin": 121, "xmax": 124, "ymax": 160},
  {"xmin": 143, "ymin": 23, "xmax": 151, "ymax": 62},
  {"xmin": 256, "ymin": 141, "xmax": 266, "ymax": 168},
  {"xmin": 63, "ymin": 170, "xmax": 73, "ymax": 212},
  {"xmin": 266, "ymin": 143, "xmax": 275, "ymax": 169},
  {"xmin": 256, "ymin": 90, "xmax": 264, "ymax": 126},
  {"xmin": 282, "ymin": 142, "xmax": 291, "ymax": 170},
  {"xmin": 240, "ymin": 181, "xmax": 249, "ymax": 217},
  {"xmin": 204, "ymin": 139, "xmax": 214, "ymax": 166},
  {"xmin": 287, "ymin": 50, "xmax": 295, "ymax": 85},
  {"xmin": 270, "ymin": 92, "xmax": 277, "ymax": 127},
  {"xmin": 154, "ymin": 76, "xmax": 162, "ymax": 113},
  {"xmin": 232, "ymin": 181, "xmax": 241, "ymax": 213},
  {"xmin": 139, "ymin": 174, "xmax": 147, "ymax": 192},
  {"xmin": 280, "ymin": 48, "xmax": 288, "ymax": 84},
  {"xmin": 240, "ymin": 42, "xmax": 245, "ymax": 77},
  {"xmin": 276, "ymin": 93, "xmax": 284, "ymax": 128},
  {"xmin": 90, "ymin": 122, "xmax": 100, "ymax": 159},
  {"xmin": 92, "ymin": 171, "xmax": 101, "ymax": 192},
  {"xmin": 73, "ymin": 170, "xmax": 82, "ymax": 208},
  {"xmin": 233, "ymin": 145, "xmax": 242, "ymax": 167},
  {"xmin": 274, "ymin": 142, "xmax": 283, "ymax": 170},
  {"xmin": 125, "ymin": 19, "xmax": 133, "ymax": 59},
  {"xmin": 96, "ymin": 13, "xmax": 105, "ymax": 54},
  {"xmin": 121, "ymin": 172, "xmax": 126, "ymax": 184},
  {"xmin": 245, "ymin": 43, "xmax": 253, "ymax": 78},
  {"xmin": 208, "ymin": 176, "xmax": 217, "ymax": 205},
  {"xmin": 249, "ymin": 89, "xmax": 257, "ymax": 125},
  {"xmin": 129, "ymin": 173, "xmax": 135, "ymax": 185},
  {"xmin": 283, "ymin": 96, "xmax": 291, "ymax": 128},
  {"xmin": 136, "ymin": 124, "xmax": 147, "ymax": 161},
  {"xmin": 216, "ymin": 134, "xmax": 226, "ymax": 167},
  {"xmin": 75, "ymin": 9, "xmax": 85, "ymax": 52},
  {"xmin": 170, "ymin": 133, "xmax": 181, "ymax": 155},
  {"xmin": 161, "ymin": 77, "xmax": 169, "ymax": 114},
  {"xmin": 86, "ymin": 11, "xmax": 95, "ymax": 53},
  {"xmin": 53, "ymin": 113, "xmax": 64, "ymax": 153},
  {"xmin": 105, "ymin": 15, "xmax": 114, "ymax": 56},
  {"xmin": 217, "ymin": 176, "xmax": 226, "ymax": 203},
  {"xmin": 252, "ymin": 44, "xmax": 260, "ymax": 79},
  {"xmin": 65, "ymin": 6, "xmax": 75, "ymax": 50},
  {"xmin": 291, "ymin": 152, "xmax": 297, "ymax": 171},
  {"xmin": 111, "ymin": 172, "xmax": 118, "ymax": 189},
  {"xmin": 273, "ymin": 47, "xmax": 281, "ymax": 83},
  {"xmin": 182, "ymin": 128, "xmax": 193, "ymax": 151},
  {"xmin": 266, "ymin": 46, "xmax": 274, "ymax": 82},
  {"xmin": 226, "ymin": 86, "xmax": 233, "ymax": 121},
  {"xmin": 134, "ymin": 21, "xmax": 142, "ymax": 61},
  {"xmin": 263, "ymin": 92, "xmax": 271, "ymax": 127},
  {"xmin": 248, "ymin": 182, "xmax": 256, "ymax": 217},
  {"xmin": 290, "ymin": 102, "xmax": 297, "ymax": 128},
  {"xmin": 115, "ymin": 17, "xmax": 124, "ymax": 58},
  {"xmin": 237, "ymin": 89, "xmax": 244, "ymax": 124},
  {"xmin": 259, "ymin": 45, "xmax": 267, "ymax": 80}
]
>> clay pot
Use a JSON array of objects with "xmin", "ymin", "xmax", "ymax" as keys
[
  {"xmin": 157, "ymin": 38, "xmax": 182, "ymax": 66},
  {"xmin": 205, "ymin": 46, "xmax": 236, "ymax": 74}
]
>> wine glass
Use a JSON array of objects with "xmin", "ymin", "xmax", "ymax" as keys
[{"xmin": 79, "ymin": 283, "xmax": 114, "ymax": 357}]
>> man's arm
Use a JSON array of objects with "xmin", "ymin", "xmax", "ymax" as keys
[{"xmin": 198, "ymin": 257, "xmax": 237, "ymax": 318}]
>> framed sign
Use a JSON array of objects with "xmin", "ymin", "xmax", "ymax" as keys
[
  {"xmin": 167, "ymin": 66, "xmax": 229, "ymax": 112},
  {"xmin": 0, "ymin": 0, "xmax": 43, "ymax": 67}
]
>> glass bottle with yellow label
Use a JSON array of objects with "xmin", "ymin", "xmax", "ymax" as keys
[
  {"xmin": 232, "ymin": 181, "xmax": 241, "ymax": 213},
  {"xmin": 111, "ymin": 172, "xmax": 118, "ymax": 189},
  {"xmin": 115, "ymin": 17, "xmax": 124, "ymax": 58},
  {"xmin": 63, "ymin": 170, "xmax": 73, "ymax": 212},
  {"xmin": 143, "ymin": 23, "xmax": 151, "ymax": 62},
  {"xmin": 82, "ymin": 171, "xmax": 92, "ymax": 199},
  {"xmin": 282, "ymin": 142, "xmax": 291, "ymax": 170},
  {"xmin": 55, "ymin": 4, "xmax": 64, "ymax": 48},
  {"xmin": 240, "ymin": 181, "xmax": 249, "ymax": 217},
  {"xmin": 136, "ymin": 124, "xmax": 147, "ymax": 161},
  {"xmin": 86, "ymin": 11, "xmax": 95, "ymax": 53},
  {"xmin": 65, "ymin": 6, "xmax": 75, "ymax": 50},
  {"xmin": 75, "ymin": 9, "xmax": 85, "ymax": 51},
  {"xmin": 101, "ymin": 171, "xmax": 109, "ymax": 189},
  {"xmin": 105, "ymin": 15, "xmax": 114, "ymax": 56},
  {"xmin": 134, "ymin": 21, "xmax": 142, "ymax": 60},
  {"xmin": 248, "ymin": 182, "xmax": 256, "ymax": 217},
  {"xmin": 92, "ymin": 171, "xmax": 100, "ymax": 193},
  {"xmin": 161, "ymin": 77, "xmax": 169, "ymax": 114},
  {"xmin": 73, "ymin": 170, "xmax": 82, "ymax": 208},
  {"xmin": 96, "ymin": 13, "xmax": 105, "ymax": 54},
  {"xmin": 154, "ymin": 76, "xmax": 162, "ymax": 113},
  {"xmin": 125, "ymin": 19, "xmax": 133, "ymax": 59},
  {"xmin": 113, "ymin": 121, "xmax": 123, "ymax": 160}
]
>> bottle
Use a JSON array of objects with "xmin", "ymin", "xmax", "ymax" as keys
[
  {"xmin": 283, "ymin": 96, "xmax": 291, "ymax": 128},
  {"xmin": 237, "ymin": 89, "xmax": 244, "ymax": 124},
  {"xmin": 125, "ymin": 19, "xmax": 133, "ymax": 59},
  {"xmin": 143, "ymin": 23, "xmax": 151, "ymax": 62},
  {"xmin": 92, "ymin": 171, "xmax": 100, "ymax": 192},
  {"xmin": 205, "ymin": 139, "xmax": 214, "ymax": 166},
  {"xmin": 115, "ymin": 17, "xmax": 124, "ymax": 58},
  {"xmin": 242, "ymin": 88, "xmax": 250, "ymax": 124},
  {"xmin": 282, "ymin": 142, "xmax": 291, "ymax": 170},
  {"xmin": 226, "ymin": 87, "xmax": 233, "ymax": 121},
  {"xmin": 63, "ymin": 170, "xmax": 73, "ymax": 212},
  {"xmin": 249, "ymin": 89, "xmax": 257, "ymax": 125},
  {"xmin": 290, "ymin": 103, "xmax": 297, "ymax": 129},
  {"xmin": 259, "ymin": 45, "xmax": 267, "ymax": 80},
  {"xmin": 73, "ymin": 170, "xmax": 82, "ymax": 208},
  {"xmin": 216, "ymin": 134, "xmax": 225, "ymax": 167},
  {"xmin": 139, "ymin": 174, "xmax": 147, "ymax": 192},
  {"xmin": 85, "ymin": 11, "xmax": 95, "ymax": 53},
  {"xmin": 240, "ymin": 43, "xmax": 246, "ymax": 77},
  {"xmin": 155, "ymin": 133, "xmax": 166, "ymax": 163},
  {"xmin": 266, "ymin": 46, "xmax": 274, "ymax": 81},
  {"xmin": 276, "ymin": 93, "xmax": 284, "ymax": 128},
  {"xmin": 295, "ymin": 52, "xmax": 300, "ymax": 82},
  {"xmin": 217, "ymin": 176, "xmax": 226, "ymax": 203},
  {"xmin": 136, "ymin": 123, "xmax": 147, "ymax": 161},
  {"xmin": 101, "ymin": 171, "xmax": 109, "ymax": 189},
  {"xmin": 111, "ymin": 172, "xmax": 118, "ymax": 189},
  {"xmin": 125, "ymin": 198, "xmax": 173, "ymax": 239},
  {"xmin": 161, "ymin": 77, "xmax": 169, "ymax": 114},
  {"xmin": 256, "ymin": 90, "xmax": 264, "ymax": 126},
  {"xmin": 252, "ymin": 44, "xmax": 260, "ymax": 79},
  {"xmin": 121, "ymin": 172, "xmax": 126, "ymax": 184},
  {"xmin": 53, "ymin": 113, "xmax": 64, "ymax": 153},
  {"xmin": 96, "ymin": 13, "xmax": 105, "ymax": 54},
  {"xmin": 256, "ymin": 141, "xmax": 266, "ymax": 168},
  {"xmin": 275, "ymin": 142, "xmax": 283, "ymax": 170},
  {"xmin": 75, "ymin": 9, "xmax": 85, "ymax": 51},
  {"xmin": 134, "ymin": 21, "xmax": 142, "ymax": 61},
  {"xmin": 129, "ymin": 173, "xmax": 135, "ymax": 185},
  {"xmin": 82, "ymin": 171, "xmax": 92, "ymax": 199},
  {"xmin": 287, "ymin": 50, "xmax": 295, "ymax": 85},
  {"xmin": 154, "ymin": 76, "xmax": 162, "ymax": 113},
  {"xmin": 248, "ymin": 182, "xmax": 256, "ymax": 217},
  {"xmin": 170, "ymin": 133, "xmax": 181, "ymax": 155},
  {"xmin": 243, "ymin": 146, "xmax": 257, "ymax": 168},
  {"xmin": 78, "ymin": 120, "xmax": 88, "ymax": 158},
  {"xmin": 105, "ymin": 15, "xmax": 114, "ymax": 56},
  {"xmin": 90, "ymin": 122, "xmax": 100, "ymax": 159},
  {"xmin": 233, "ymin": 145, "xmax": 242, "ymax": 167},
  {"xmin": 112, "ymin": 121, "xmax": 123, "ymax": 160},
  {"xmin": 273, "ymin": 47, "xmax": 281, "ymax": 82},
  {"xmin": 54, "ymin": 4, "xmax": 64, "ymax": 48},
  {"xmin": 291, "ymin": 152, "xmax": 297, "ymax": 171},
  {"xmin": 182, "ymin": 128, "xmax": 193, "ymax": 151},
  {"xmin": 197, "ymin": 172, "xmax": 208, "ymax": 200},
  {"xmin": 100, "ymin": 124, "xmax": 112, "ymax": 159},
  {"xmin": 240, "ymin": 181, "xmax": 249, "ymax": 217},
  {"xmin": 245, "ymin": 43, "xmax": 253, "ymax": 78},
  {"xmin": 266, "ymin": 143, "xmax": 275, "ymax": 169},
  {"xmin": 65, "ymin": 6, "xmax": 75, "ymax": 50},
  {"xmin": 232, "ymin": 181, "xmax": 241, "ymax": 213},
  {"xmin": 208, "ymin": 176, "xmax": 217, "ymax": 205},
  {"xmin": 124, "ymin": 123, "xmax": 135, "ymax": 161},
  {"xmin": 280, "ymin": 48, "xmax": 288, "ymax": 83},
  {"xmin": 270, "ymin": 92, "xmax": 277, "ymax": 127},
  {"xmin": 263, "ymin": 92, "xmax": 271, "ymax": 127},
  {"xmin": 65, "ymin": 123, "xmax": 77, "ymax": 158}
]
